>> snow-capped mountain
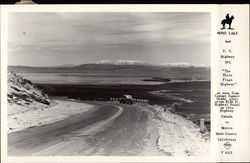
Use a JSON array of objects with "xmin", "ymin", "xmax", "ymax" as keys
[
  {"xmin": 8, "ymin": 71, "xmax": 53, "ymax": 116},
  {"xmin": 160, "ymin": 62, "xmax": 208, "ymax": 68},
  {"xmin": 93, "ymin": 60, "xmax": 208, "ymax": 67},
  {"xmin": 116, "ymin": 60, "xmax": 148, "ymax": 65},
  {"xmin": 94, "ymin": 60, "xmax": 148, "ymax": 65}
]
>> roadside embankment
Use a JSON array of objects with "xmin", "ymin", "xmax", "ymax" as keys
[
  {"xmin": 8, "ymin": 100, "xmax": 95, "ymax": 133},
  {"xmin": 148, "ymin": 105, "xmax": 210, "ymax": 156},
  {"xmin": 7, "ymin": 71, "xmax": 96, "ymax": 133}
]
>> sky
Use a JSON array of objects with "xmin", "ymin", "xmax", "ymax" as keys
[{"xmin": 8, "ymin": 12, "xmax": 210, "ymax": 67}]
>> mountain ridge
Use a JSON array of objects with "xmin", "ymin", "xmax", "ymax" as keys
[
  {"xmin": 8, "ymin": 63, "xmax": 210, "ymax": 80},
  {"xmin": 9, "ymin": 60, "xmax": 210, "ymax": 68}
]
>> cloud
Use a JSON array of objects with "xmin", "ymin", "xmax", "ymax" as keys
[
  {"xmin": 8, "ymin": 12, "xmax": 210, "ymax": 66},
  {"xmin": 9, "ymin": 12, "xmax": 210, "ymax": 47}
]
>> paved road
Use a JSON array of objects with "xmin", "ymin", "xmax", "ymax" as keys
[{"xmin": 8, "ymin": 101, "xmax": 166, "ymax": 156}]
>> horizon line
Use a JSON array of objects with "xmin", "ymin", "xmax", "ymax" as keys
[{"xmin": 7, "ymin": 62, "xmax": 211, "ymax": 68}]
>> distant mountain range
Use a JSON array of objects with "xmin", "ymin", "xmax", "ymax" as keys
[
  {"xmin": 93, "ymin": 60, "xmax": 148, "ymax": 65},
  {"xmin": 9, "ymin": 60, "xmax": 209, "ymax": 69},
  {"xmin": 92, "ymin": 60, "xmax": 208, "ymax": 68},
  {"xmin": 8, "ymin": 62, "xmax": 210, "ymax": 80}
]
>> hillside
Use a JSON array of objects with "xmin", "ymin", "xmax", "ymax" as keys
[
  {"xmin": 7, "ymin": 70, "xmax": 94, "ymax": 133},
  {"xmin": 8, "ymin": 70, "xmax": 53, "ymax": 116}
]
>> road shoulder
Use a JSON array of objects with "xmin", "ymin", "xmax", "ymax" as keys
[{"xmin": 8, "ymin": 99, "xmax": 95, "ymax": 133}]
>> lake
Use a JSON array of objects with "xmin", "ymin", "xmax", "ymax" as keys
[{"xmin": 17, "ymin": 72, "xmax": 166, "ymax": 85}]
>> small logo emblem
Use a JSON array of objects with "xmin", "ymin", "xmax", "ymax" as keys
[
  {"xmin": 221, "ymin": 14, "xmax": 234, "ymax": 30},
  {"xmin": 224, "ymin": 142, "xmax": 232, "ymax": 150}
]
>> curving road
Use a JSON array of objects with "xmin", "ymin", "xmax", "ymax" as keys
[{"xmin": 8, "ymin": 101, "xmax": 166, "ymax": 156}]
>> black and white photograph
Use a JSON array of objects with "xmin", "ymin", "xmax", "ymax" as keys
[{"xmin": 7, "ymin": 12, "xmax": 211, "ymax": 156}]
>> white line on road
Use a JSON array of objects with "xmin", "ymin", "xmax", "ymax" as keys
[
  {"xmin": 32, "ymin": 104, "xmax": 123, "ymax": 156},
  {"xmin": 78, "ymin": 105, "xmax": 123, "ymax": 136}
]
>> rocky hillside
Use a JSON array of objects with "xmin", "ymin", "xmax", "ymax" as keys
[{"xmin": 8, "ymin": 71, "xmax": 52, "ymax": 116}]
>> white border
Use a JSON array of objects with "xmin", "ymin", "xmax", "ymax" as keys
[{"xmin": 1, "ymin": 4, "xmax": 219, "ymax": 162}]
